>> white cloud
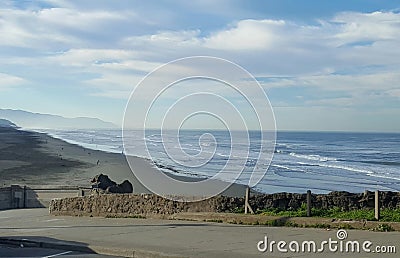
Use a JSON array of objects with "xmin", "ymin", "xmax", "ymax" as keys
[
  {"xmin": 260, "ymin": 72, "xmax": 400, "ymax": 93},
  {"xmin": 0, "ymin": 73, "xmax": 26, "ymax": 90},
  {"xmin": 386, "ymin": 89, "xmax": 400, "ymax": 98},
  {"xmin": 124, "ymin": 30, "xmax": 201, "ymax": 47},
  {"xmin": 84, "ymin": 72, "xmax": 145, "ymax": 98},
  {"xmin": 44, "ymin": 48, "xmax": 166, "ymax": 98},
  {"xmin": 332, "ymin": 11, "xmax": 400, "ymax": 45},
  {"xmin": 47, "ymin": 49, "xmax": 139, "ymax": 67},
  {"xmin": 47, "ymin": 10, "xmax": 400, "ymax": 104},
  {"xmin": 37, "ymin": 8, "xmax": 132, "ymax": 30},
  {"xmin": 204, "ymin": 19, "xmax": 286, "ymax": 50},
  {"xmin": 0, "ymin": 7, "xmax": 134, "ymax": 49},
  {"xmin": 115, "ymin": 11, "xmax": 400, "ymax": 76}
]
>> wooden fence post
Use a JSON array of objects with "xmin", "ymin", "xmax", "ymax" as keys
[
  {"xmin": 244, "ymin": 186, "xmax": 254, "ymax": 214},
  {"xmin": 375, "ymin": 190, "xmax": 380, "ymax": 220},
  {"xmin": 307, "ymin": 190, "xmax": 312, "ymax": 217},
  {"xmin": 23, "ymin": 185, "xmax": 27, "ymax": 208}
]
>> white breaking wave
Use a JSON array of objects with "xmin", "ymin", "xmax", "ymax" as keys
[
  {"xmin": 367, "ymin": 173, "xmax": 400, "ymax": 181},
  {"xmin": 290, "ymin": 152, "xmax": 337, "ymax": 162},
  {"xmin": 271, "ymin": 164, "xmax": 292, "ymax": 170},
  {"xmin": 297, "ymin": 161, "xmax": 374, "ymax": 175}
]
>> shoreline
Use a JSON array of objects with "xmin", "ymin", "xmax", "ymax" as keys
[
  {"xmin": 0, "ymin": 127, "xmax": 253, "ymax": 197},
  {"xmin": 2, "ymin": 127, "xmax": 398, "ymax": 197},
  {"xmin": 25, "ymin": 128, "xmax": 400, "ymax": 194}
]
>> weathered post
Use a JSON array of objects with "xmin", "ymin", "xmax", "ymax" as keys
[
  {"xmin": 23, "ymin": 185, "xmax": 27, "ymax": 208},
  {"xmin": 307, "ymin": 190, "xmax": 312, "ymax": 217},
  {"xmin": 375, "ymin": 190, "xmax": 380, "ymax": 220},
  {"xmin": 78, "ymin": 188, "xmax": 84, "ymax": 197},
  {"xmin": 244, "ymin": 186, "xmax": 254, "ymax": 214}
]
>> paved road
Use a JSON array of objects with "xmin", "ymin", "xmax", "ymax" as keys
[
  {"xmin": 0, "ymin": 243, "xmax": 119, "ymax": 257},
  {"xmin": 0, "ymin": 208, "xmax": 399, "ymax": 257}
]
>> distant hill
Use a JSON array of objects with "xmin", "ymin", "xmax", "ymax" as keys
[
  {"xmin": 0, "ymin": 118, "xmax": 17, "ymax": 128},
  {"xmin": 0, "ymin": 109, "xmax": 117, "ymax": 129}
]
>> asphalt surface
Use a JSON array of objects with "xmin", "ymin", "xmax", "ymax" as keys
[
  {"xmin": 0, "ymin": 208, "xmax": 399, "ymax": 258},
  {"xmin": 0, "ymin": 243, "xmax": 119, "ymax": 258}
]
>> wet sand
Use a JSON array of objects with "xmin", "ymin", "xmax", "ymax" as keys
[{"xmin": 0, "ymin": 127, "xmax": 250, "ymax": 197}]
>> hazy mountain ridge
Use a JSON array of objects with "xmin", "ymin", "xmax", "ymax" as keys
[
  {"xmin": 0, "ymin": 118, "xmax": 17, "ymax": 128},
  {"xmin": 0, "ymin": 109, "xmax": 117, "ymax": 129}
]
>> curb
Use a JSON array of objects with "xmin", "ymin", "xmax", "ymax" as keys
[{"xmin": 0, "ymin": 238, "xmax": 187, "ymax": 258}]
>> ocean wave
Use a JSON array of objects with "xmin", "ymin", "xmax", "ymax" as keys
[
  {"xmin": 367, "ymin": 173, "xmax": 400, "ymax": 181},
  {"xmin": 297, "ymin": 161, "xmax": 374, "ymax": 175},
  {"xmin": 275, "ymin": 143, "xmax": 292, "ymax": 148},
  {"xmin": 145, "ymin": 133, "xmax": 176, "ymax": 144},
  {"xmin": 360, "ymin": 160, "xmax": 400, "ymax": 167},
  {"xmin": 289, "ymin": 152, "xmax": 337, "ymax": 162},
  {"xmin": 271, "ymin": 164, "xmax": 292, "ymax": 170},
  {"xmin": 154, "ymin": 162, "xmax": 208, "ymax": 179}
]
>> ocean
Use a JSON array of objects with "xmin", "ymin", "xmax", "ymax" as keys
[{"xmin": 36, "ymin": 129, "xmax": 400, "ymax": 194}]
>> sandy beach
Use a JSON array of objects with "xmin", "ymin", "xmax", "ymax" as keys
[{"xmin": 0, "ymin": 127, "xmax": 250, "ymax": 197}]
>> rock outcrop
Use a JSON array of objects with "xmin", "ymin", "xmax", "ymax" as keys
[
  {"xmin": 91, "ymin": 174, "xmax": 133, "ymax": 194},
  {"xmin": 106, "ymin": 180, "xmax": 133, "ymax": 194}
]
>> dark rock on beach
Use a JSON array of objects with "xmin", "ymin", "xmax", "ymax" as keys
[
  {"xmin": 91, "ymin": 174, "xmax": 133, "ymax": 194},
  {"xmin": 107, "ymin": 180, "xmax": 133, "ymax": 194}
]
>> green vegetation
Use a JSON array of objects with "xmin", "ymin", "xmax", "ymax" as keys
[
  {"xmin": 258, "ymin": 203, "xmax": 308, "ymax": 217},
  {"xmin": 373, "ymin": 224, "xmax": 395, "ymax": 232},
  {"xmin": 381, "ymin": 209, "xmax": 400, "ymax": 222},
  {"xmin": 258, "ymin": 204, "xmax": 400, "ymax": 222},
  {"xmin": 232, "ymin": 207, "xmax": 244, "ymax": 213}
]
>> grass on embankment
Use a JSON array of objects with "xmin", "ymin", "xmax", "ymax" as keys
[{"xmin": 257, "ymin": 203, "xmax": 400, "ymax": 222}]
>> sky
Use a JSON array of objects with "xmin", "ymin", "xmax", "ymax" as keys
[{"xmin": 0, "ymin": 0, "xmax": 399, "ymax": 132}]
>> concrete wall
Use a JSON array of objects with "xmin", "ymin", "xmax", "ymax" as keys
[
  {"xmin": 0, "ymin": 185, "xmax": 91, "ymax": 210},
  {"xmin": 0, "ymin": 187, "xmax": 12, "ymax": 210}
]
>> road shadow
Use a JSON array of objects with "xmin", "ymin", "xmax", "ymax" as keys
[
  {"xmin": 0, "ymin": 236, "xmax": 95, "ymax": 254},
  {"xmin": 0, "ymin": 222, "xmax": 213, "ymax": 231}
]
